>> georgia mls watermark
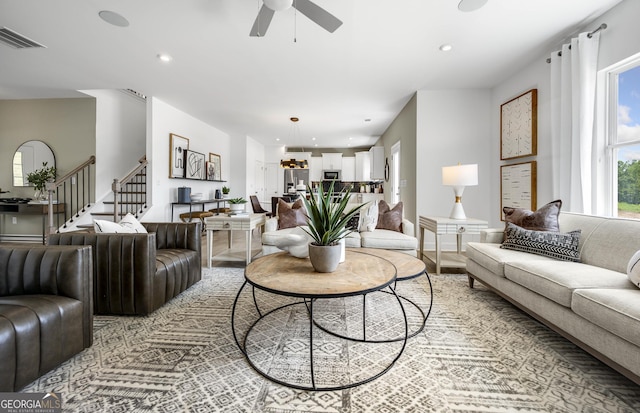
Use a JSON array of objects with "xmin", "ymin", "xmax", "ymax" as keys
[{"xmin": 0, "ymin": 392, "xmax": 62, "ymax": 413}]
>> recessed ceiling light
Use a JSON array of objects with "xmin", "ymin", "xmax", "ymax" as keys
[
  {"xmin": 314, "ymin": 144, "xmax": 318, "ymax": 147},
  {"xmin": 276, "ymin": 138, "xmax": 280, "ymax": 141},
  {"xmin": 98, "ymin": 10, "xmax": 129, "ymax": 27},
  {"xmin": 439, "ymin": 44, "xmax": 453, "ymax": 52},
  {"xmin": 312, "ymin": 137, "xmax": 316, "ymax": 141},
  {"xmin": 157, "ymin": 53, "xmax": 173, "ymax": 63},
  {"xmin": 458, "ymin": 0, "xmax": 488, "ymax": 12}
]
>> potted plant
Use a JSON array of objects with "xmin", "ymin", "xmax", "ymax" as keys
[
  {"xmin": 222, "ymin": 186, "xmax": 230, "ymax": 198},
  {"xmin": 228, "ymin": 197, "xmax": 248, "ymax": 213},
  {"xmin": 301, "ymin": 181, "xmax": 365, "ymax": 273},
  {"xmin": 26, "ymin": 162, "xmax": 56, "ymax": 201}
]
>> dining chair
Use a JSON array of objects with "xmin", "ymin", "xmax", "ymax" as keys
[{"xmin": 250, "ymin": 195, "xmax": 273, "ymax": 218}]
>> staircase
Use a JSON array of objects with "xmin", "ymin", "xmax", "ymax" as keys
[{"xmin": 91, "ymin": 156, "xmax": 149, "ymax": 222}]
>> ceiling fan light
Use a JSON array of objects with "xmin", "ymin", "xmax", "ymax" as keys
[{"xmin": 264, "ymin": 0, "xmax": 293, "ymax": 11}]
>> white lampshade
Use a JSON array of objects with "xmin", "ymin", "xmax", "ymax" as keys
[
  {"xmin": 442, "ymin": 164, "xmax": 478, "ymax": 220},
  {"xmin": 264, "ymin": 0, "xmax": 293, "ymax": 11},
  {"xmin": 442, "ymin": 164, "xmax": 478, "ymax": 187}
]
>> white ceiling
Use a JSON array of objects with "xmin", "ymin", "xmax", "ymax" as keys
[{"xmin": 0, "ymin": 0, "xmax": 622, "ymax": 149}]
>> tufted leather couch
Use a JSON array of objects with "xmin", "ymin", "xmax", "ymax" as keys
[
  {"xmin": 49, "ymin": 222, "xmax": 201, "ymax": 316},
  {"xmin": 0, "ymin": 244, "xmax": 93, "ymax": 391}
]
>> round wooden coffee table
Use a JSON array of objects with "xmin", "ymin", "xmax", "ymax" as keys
[{"xmin": 232, "ymin": 250, "xmax": 408, "ymax": 391}]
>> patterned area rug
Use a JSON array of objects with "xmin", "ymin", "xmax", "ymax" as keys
[{"xmin": 22, "ymin": 267, "xmax": 640, "ymax": 412}]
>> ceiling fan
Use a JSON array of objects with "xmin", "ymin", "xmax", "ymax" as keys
[{"xmin": 250, "ymin": 0, "xmax": 343, "ymax": 37}]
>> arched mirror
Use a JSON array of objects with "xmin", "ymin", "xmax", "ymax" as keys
[{"xmin": 13, "ymin": 140, "xmax": 56, "ymax": 186}]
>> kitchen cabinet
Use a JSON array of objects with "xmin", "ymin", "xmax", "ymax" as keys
[
  {"xmin": 341, "ymin": 157, "xmax": 355, "ymax": 182},
  {"xmin": 355, "ymin": 151, "xmax": 371, "ymax": 182},
  {"xmin": 322, "ymin": 153, "xmax": 342, "ymax": 170},
  {"xmin": 369, "ymin": 146, "xmax": 385, "ymax": 180},
  {"xmin": 309, "ymin": 157, "xmax": 322, "ymax": 182}
]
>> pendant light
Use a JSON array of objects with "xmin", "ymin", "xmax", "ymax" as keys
[{"xmin": 280, "ymin": 117, "xmax": 309, "ymax": 168}]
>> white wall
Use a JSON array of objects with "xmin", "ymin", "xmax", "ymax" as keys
[
  {"xmin": 146, "ymin": 97, "xmax": 230, "ymax": 222},
  {"xmin": 246, "ymin": 135, "xmax": 266, "ymax": 201},
  {"xmin": 490, "ymin": 0, "xmax": 640, "ymax": 226},
  {"xmin": 416, "ymin": 89, "xmax": 492, "ymax": 249},
  {"xmin": 81, "ymin": 89, "xmax": 146, "ymax": 200}
]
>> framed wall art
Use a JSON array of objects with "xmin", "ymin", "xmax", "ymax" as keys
[
  {"xmin": 208, "ymin": 152, "xmax": 221, "ymax": 181},
  {"xmin": 500, "ymin": 161, "xmax": 537, "ymax": 220},
  {"xmin": 169, "ymin": 133, "xmax": 189, "ymax": 178},
  {"xmin": 184, "ymin": 149, "xmax": 206, "ymax": 180},
  {"xmin": 500, "ymin": 89, "xmax": 537, "ymax": 160}
]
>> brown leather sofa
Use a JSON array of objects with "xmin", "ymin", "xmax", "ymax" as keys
[
  {"xmin": 49, "ymin": 222, "xmax": 201, "ymax": 316},
  {"xmin": 0, "ymin": 244, "xmax": 93, "ymax": 391}
]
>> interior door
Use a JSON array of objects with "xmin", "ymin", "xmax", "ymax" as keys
[{"xmin": 254, "ymin": 160, "xmax": 265, "ymax": 208}]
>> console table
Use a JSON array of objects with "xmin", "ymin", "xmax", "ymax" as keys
[
  {"xmin": 0, "ymin": 201, "xmax": 65, "ymax": 244},
  {"xmin": 170, "ymin": 199, "xmax": 227, "ymax": 222},
  {"xmin": 419, "ymin": 215, "xmax": 488, "ymax": 275}
]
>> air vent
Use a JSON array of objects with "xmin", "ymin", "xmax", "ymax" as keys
[{"xmin": 0, "ymin": 27, "xmax": 46, "ymax": 49}]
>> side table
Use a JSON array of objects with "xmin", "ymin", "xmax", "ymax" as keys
[
  {"xmin": 204, "ymin": 213, "xmax": 266, "ymax": 267},
  {"xmin": 419, "ymin": 216, "xmax": 488, "ymax": 275}
]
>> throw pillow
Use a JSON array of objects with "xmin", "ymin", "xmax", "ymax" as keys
[
  {"xmin": 358, "ymin": 201, "xmax": 379, "ymax": 232},
  {"xmin": 277, "ymin": 198, "xmax": 308, "ymax": 229},
  {"xmin": 627, "ymin": 250, "xmax": 640, "ymax": 288},
  {"xmin": 376, "ymin": 200, "xmax": 403, "ymax": 232},
  {"xmin": 119, "ymin": 213, "xmax": 148, "ymax": 233},
  {"xmin": 500, "ymin": 222, "xmax": 581, "ymax": 262},
  {"xmin": 503, "ymin": 199, "xmax": 562, "ymax": 232},
  {"xmin": 345, "ymin": 212, "xmax": 360, "ymax": 231}
]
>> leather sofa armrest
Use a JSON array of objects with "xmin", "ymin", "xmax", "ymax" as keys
[
  {"xmin": 49, "ymin": 232, "xmax": 156, "ymax": 315},
  {"xmin": 143, "ymin": 222, "xmax": 201, "ymax": 253},
  {"xmin": 264, "ymin": 217, "xmax": 279, "ymax": 232},
  {"xmin": 402, "ymin": 219, "xmax": 415, "ymax": 237},
  {"xmin": 481, "ymin": 228, "xmax": 505, "ymax": 243},
  {"xmin": 0, "ymin": 245, "xmax": 93, "ymax": 348}
]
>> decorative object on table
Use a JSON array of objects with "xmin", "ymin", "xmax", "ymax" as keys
[
  {"xmin": 208, "ymin": 152, "xmax": 221, "ymax": 180},
  {"xmin": 26, "ymin": 161, "xmax": 56, "ymax": 201},
  {"xmin": 222, "ymin": 186, "xmax": 230, "ymax": 198},
  {"xmin": 215, "ymin": 189, "xmax": 222, "ymax": 199},
  {"xmin": 442, "ymin": 163, "xmax": 478, "ymax": 220},
  {"xmin": 500, "ymin": 161, "xmax": 537, "ymax": 220},
  {"xmin": 500, "ymin": 89, "xmax": 537, "ymax": 160},
  {"xmin": 169, "ymin": 133, "xmax": 189, "ymax": 178},
  {"xmin": 190, "ymin": 192, "xmax": 203, "ymax": 202},
  {"xmin": 228, "ymin": 197, "xmax": 248, "ymax": 213},
  {"xmin": 301, "ymin": 181, "xmax": 365, "ymax": 273},
  {"xmin": 177, "ymin": 187, "xmax": 191, "ymax": 203},
  {"xmin": 183, "ymin": 149, "xmax": 206, "ymax": 180}
]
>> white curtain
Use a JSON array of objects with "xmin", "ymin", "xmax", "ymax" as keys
[{"xmin": 550, "ymin": 31, "xmax": 600, "ymax": 214}]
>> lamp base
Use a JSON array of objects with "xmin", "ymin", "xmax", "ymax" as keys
[{"xmin": 449, "ymin": 202, "xmax": 467, "ymax": 220}]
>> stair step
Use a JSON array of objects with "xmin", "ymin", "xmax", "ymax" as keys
[
  {"xmin": 91, "ymin": 211, "xmax": 130, "ymax": 217},
  {"xmin": 103, "ymin": 201, "xmax": 146, "ymax": 205}
]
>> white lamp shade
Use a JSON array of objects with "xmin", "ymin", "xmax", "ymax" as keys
[
  {"xmin": 264, "ymin": 0, "xmax": 293, "ymax": 11},
  {"xmin": 442, "ymin": 164, "xmax": 478, "ymax": 187}
]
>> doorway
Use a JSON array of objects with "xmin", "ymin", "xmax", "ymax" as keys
[{"xmin": 391, "ymin": 142, "xmax": 400, "ymax": 204}]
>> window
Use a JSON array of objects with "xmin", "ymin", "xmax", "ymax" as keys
[{"xmin": 608, "ymin": 60, "xmax": 640, "ymax": 218}]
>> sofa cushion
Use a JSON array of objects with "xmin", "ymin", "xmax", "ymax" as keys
[
  {"xmin": 628, "ymin": 250, "xmax": 640, "ymax": 288},
  {"xmin": 360, "ymin": 229, "xmax": 417, "ymax": 250},
  {"xmin": 277, "ymin": 198, "xmax": 307, "ymax": 229},
  {"xmin": 503, "ymin": 199, "xmax": 562, "ymax": 231},
  {"xmin": 376, "ymin": 201, "xmax": 403, "ymax": 232},
  {"xmin": 501, "ymin": 222, "xmax": 581, "ymax": 262},
  {"xmin": 466, "ymin": 242, "xmax": 553, "ymax": 277},
  {"xmin": 504, "ymin": 261, "xmax": 633, "ymax": 307},
  {"xmin": 572, "ymin": 288, "xmax": 640, "ymax": 347}
]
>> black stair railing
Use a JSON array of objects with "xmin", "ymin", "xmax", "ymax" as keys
[
  {"xmin": 45, "ymin": 155, "xmax": 96, "ymax": 240},
  {"xmin": 112, "ymin": 156, "xmax": 148, "ymax": 221}
]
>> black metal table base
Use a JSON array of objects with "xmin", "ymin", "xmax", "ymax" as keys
[{"xmin": 231, "ymin": 281, "xmax": 408, "ymax": 391}]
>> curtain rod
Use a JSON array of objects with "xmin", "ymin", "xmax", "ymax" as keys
[{"xmin": 545, "ymin": 23, "xmax": 607, "ymax": 63}]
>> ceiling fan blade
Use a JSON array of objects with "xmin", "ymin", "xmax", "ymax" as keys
[
  {"xmin": 292, "ymin": 0, "xmax": 343, "ymax": 33},
  {"xmin": 250, "ymin": 5, "xmax": 275, "ymax": 37}
]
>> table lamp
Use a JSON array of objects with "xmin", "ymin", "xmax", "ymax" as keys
[{"xmin": 442, "ymin": 164, "xmax": 478, "ymax": 220}]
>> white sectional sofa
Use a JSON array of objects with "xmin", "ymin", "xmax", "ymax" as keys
[
  {"xmin": 261, "ymin": 202, "xmax": 418, "ymax": 257},
  {"xmin": 466, "ymin": 212, "xmax": 640, "ymax": 385}
]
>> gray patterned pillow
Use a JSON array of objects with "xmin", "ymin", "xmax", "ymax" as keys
[{"xmin": 500, "ymin": 222, "xmax": 581, "ymax": 262}]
